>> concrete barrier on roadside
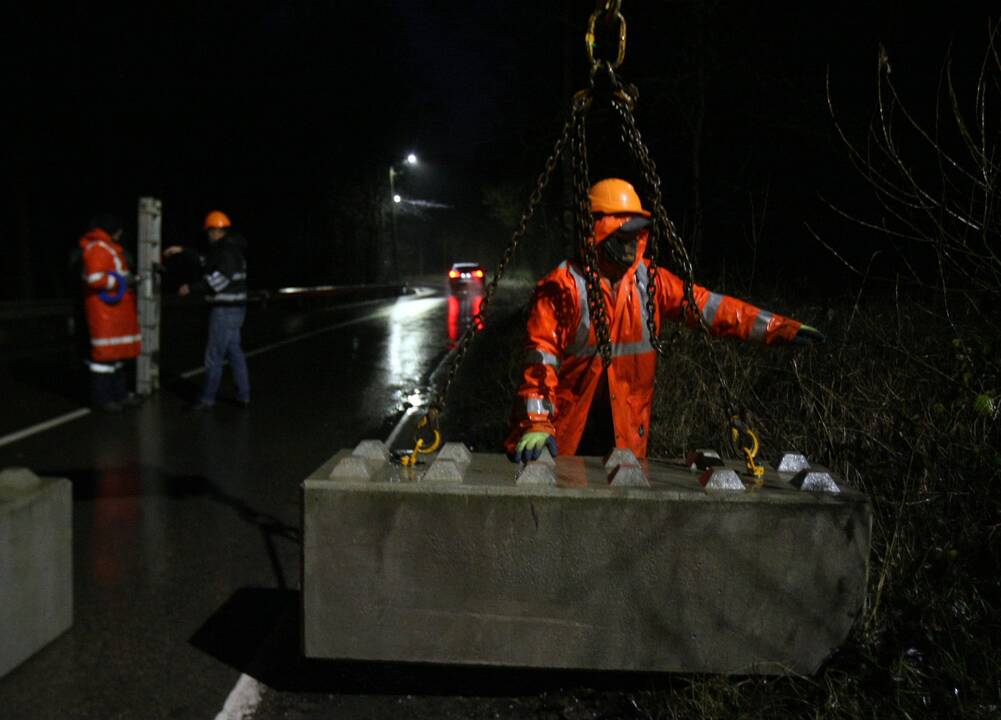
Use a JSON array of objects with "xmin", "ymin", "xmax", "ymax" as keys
[
  {"xmin": 302, "ymin": 443, "xmax": 871, "ymax": 675},
  {"xmin": 0, "ymin": 468, "xmax": 73, "ymax": 678}
]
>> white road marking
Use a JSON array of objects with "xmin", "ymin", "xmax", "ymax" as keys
[
  {"xmin": 0, "ymin": 407, "xmax": 91, "ymax": 449},
  {"xmin": 213, "ymin": 673, "xmax": 261, "ymax": 720}
]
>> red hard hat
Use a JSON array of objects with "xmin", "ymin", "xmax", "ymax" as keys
[
  {"xmin": 203, "ymin": 210, "xmax": 232, "ymax": 229},
  {"xmin": 588, "ymin": 178, "xmax": 651, "ymax": 217}
]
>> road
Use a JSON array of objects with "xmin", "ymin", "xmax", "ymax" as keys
[{"xmin": 0, "ymin": 287, "xmax": 472, "ymax": 718}]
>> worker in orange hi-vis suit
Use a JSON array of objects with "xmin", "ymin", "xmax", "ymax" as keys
[
  {"xmin": 506, "ymin": 178, "xmax": 825, "ymax": 462},
  {"xmin": 79, "ymin": 214, "xmax": 142, "ymax": 413}
]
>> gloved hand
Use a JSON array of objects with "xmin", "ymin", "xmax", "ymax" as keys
[
  {"xmin": 794, "ymin": 324, "xmax": 827, "ymax": 345},
  {"xmin": 510, "ymin": 432, "xmax": 558, "ymax": 464}
]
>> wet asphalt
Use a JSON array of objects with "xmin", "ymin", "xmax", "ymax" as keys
[{"xmin": 0, "ymin": 287, "xmax": 465, "ymax": 719}]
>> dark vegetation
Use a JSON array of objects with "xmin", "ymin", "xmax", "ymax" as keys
[{"xmin": 439, "ymin": 32, "xmax": 1000, "ymax": 719}]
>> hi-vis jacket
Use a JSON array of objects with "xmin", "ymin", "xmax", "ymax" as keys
[
  {"xmin": 505, "ymin": 219, "xmax": 802, "ymax": 458},
  {"xmin": 79, "ymin": 229, "xmax": 141, "ymax": 363}
]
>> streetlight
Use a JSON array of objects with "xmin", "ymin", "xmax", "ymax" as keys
[{"xmin": 388, "ymin": 153, "xmax": 418, "ymax": 280}]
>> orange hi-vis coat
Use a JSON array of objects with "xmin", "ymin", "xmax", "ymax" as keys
[
  {"xmin": 80, "ymin": 229, "xmax": 141, "ymax": 362},
  {"xmin": 505, "ymin": 218, "xmax": 802, "ymax": 458}
]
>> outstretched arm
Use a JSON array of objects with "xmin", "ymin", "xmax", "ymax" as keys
[{"xmin": 655, "ymin": 266, "xmax": 822, "ymax": 345}]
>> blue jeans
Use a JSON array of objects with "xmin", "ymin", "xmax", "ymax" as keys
[{"xmin": 200, "ymin": 306, "xmax": 249, "ymax": 404}]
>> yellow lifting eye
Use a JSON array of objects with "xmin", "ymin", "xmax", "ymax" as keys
[
  {"xmin": 400, "ymin": 415, "xmax": 443, "ymax": 467},
  {"xmin": 730, "ymin": 416, "xmax": 765, "ymax": 481}
]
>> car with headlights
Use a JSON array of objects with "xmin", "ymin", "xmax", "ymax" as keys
[{"xmin": 448, "ymin": 262, "xmax": 486, "ymax": 293}]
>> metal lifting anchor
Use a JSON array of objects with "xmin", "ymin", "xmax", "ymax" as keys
[
  {"xmin": 730, "ymin": 415, "xmax": 765, "ymax": 482},
  {"xmin": 400, "ymin": 413, "xmax": 442, "ymax": 467}
]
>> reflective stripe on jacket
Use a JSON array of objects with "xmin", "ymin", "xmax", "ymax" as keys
[
  {"xmin": 79, "ymin": 229, "xmax": 141, "ymax": 362},
  {"xmin": 196, "ymin": 236, "xmax": 248, "ymax": 306},
  {"xmin": 505, "ymin": 226, "xmax": 801, "ymax": 458}
]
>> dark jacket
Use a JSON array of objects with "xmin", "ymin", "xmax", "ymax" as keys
[{"xmin": 193, "ymin": 233, "xmax": 248, "ymax": 306}]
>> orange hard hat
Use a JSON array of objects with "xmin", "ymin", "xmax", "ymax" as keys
[
  {"xmin": 588, "ymin": 178, "xmax": 651, "ymax": 217},
  {"xmin": 203, "ymin": 210, "xmax": 232, "ymax": 229}
]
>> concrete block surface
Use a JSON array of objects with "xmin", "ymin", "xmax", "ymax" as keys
[
  {"xmin": 791, "ymin": 470, "xmax": 841, "ymax": 493},
  {"xmin": 329, "ymin": 455, "xmax": 386, "ymax": 482},
  {"xmin": 775, "ymin": 451, "xmax": 810, "ymax": 473},
  {"xmin": 303, "ymin": 452, "xmax": 870, "ymax": 675},
  {"xmin": 603, "ymin": 447, "xmax": 639, "ymax": 471},
  {"xmin": 436, "ymin": 442, "xmax": 473, "ymax": 467},
  {"xmin": 421, "ymin": 459, "xmax": 464, "ymax": 484},
  {"xmin": 699, "ymin": 467, "xmax": 746, "ymax": 492},
  {"xmin": 352, "ymin": 439, "xmax": 391, "ymax": 464},
  {"xmin": 515, "ymin": 461, "xmax": 557, "ymax": 486},
  {"xmin": 608, "ymin": 463, "xmax": 649, "ymax": 487},
  {"xmin": 1, "ymin": 470, "xmax": 73, "ymax": 678}
]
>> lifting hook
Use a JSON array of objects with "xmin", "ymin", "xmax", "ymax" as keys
[
  {"xmin": 400, "ymin": 413, "xmax": 443, "ymax": 467},
  {"xmin": 730, "ymin": 415, "xmax": 765, "ymax": 482}
]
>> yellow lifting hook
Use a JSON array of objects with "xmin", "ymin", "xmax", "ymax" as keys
[
  {"xmin": 400, "ymin": 414, "xmax": 442, "ymax": 467},
  {"xmin": 730, "ymin": 415, "xmax": 765, "ymax": 482}
]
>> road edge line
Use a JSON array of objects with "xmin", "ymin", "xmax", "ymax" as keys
[{"xmin": 0, "ymin": 407, "xmax": 91, "ymax": 449}]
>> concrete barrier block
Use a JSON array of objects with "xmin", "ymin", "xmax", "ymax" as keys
[
  {"xmin": 516, "ymin": 461, "xmax": 557, "ymax": 486},
  {"xmin": 608, "ymin": 463, "xmax": 649, "ymax": 488},
  {"xmin": 698, "ymin": 467, "xmax": 746, "ymax": 492},
  {"xmin": 421, "ymin": 459, "xmax": 464, "ymax": 484},
  {"xmin": 0, "ymin": 468, "xmax": 73, "ymax": 678},
  {"xmin": 303, "ymin": 452, "xmax": 871, "ymax": 675},
  {"xmin": 791, "ymin": 470, "xmax": 841, "ymax": 493},
  {"xmin": 774, "ymin": 451, "xmax": 810, "ymax": 473},
  {"xmin": 436, "ymin": 442, "xmax": 473, "ymax": 468}
]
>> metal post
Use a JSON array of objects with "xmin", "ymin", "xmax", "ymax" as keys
[
  {"xmin": 136, "ymin": 197, "xmax": 162, "ymax": 396},
  {"xmin": 389, "ymin": 166, "xmax": 400, "ymax": 281}
]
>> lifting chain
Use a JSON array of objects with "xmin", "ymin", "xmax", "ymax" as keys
[
  {"xmin": 424, "ymin": 94, "xmax": 591, "ymax": 433},
  {"xmin": 414, "ymin": 0, "xmax": 755, "ymax": 465},
  {"xmin": 608, "ymin": 86, "xmax": 742, "ymax": 417}
]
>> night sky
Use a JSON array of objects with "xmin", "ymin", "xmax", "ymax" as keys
[{"xmin": 2, "ymin": 2, "xmax": 993, "ymax": 299}]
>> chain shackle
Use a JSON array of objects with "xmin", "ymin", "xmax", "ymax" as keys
[{"xmin": 585, "ymin": 1, "xmax": 627, "ymax": 71}]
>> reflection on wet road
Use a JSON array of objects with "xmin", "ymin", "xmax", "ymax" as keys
[
  {"xmin": 0, "ymin": 289, "xmax": 449, "ymax": 718},
  {"xmin": 447, "ymin": 292, "xmax": 484, "ymax": 349}
]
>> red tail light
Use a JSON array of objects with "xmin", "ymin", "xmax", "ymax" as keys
[
  {"xmin": 473, "ymin": 269, "xmax": 484, "ymax": 278},
  {"xmin": 448, "ymin": 270, "xmax": 460, "ymax": 279}
]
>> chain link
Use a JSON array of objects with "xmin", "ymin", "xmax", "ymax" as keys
[
  {"xmin": 609, "ymin": 85, "xmax": 742, "ymax": 416},
  {"xmin": 571, "ymin": 104, "xmax": 614, "ymax": 367},
  {"xmin": 427, "ymin": 95, "xmax": 590, "ymax": 423}
]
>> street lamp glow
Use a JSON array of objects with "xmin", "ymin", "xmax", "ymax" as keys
[
  {"xmin": 393, "ymin": 194, "xmax": 402, "ymax": 203},
  {"xmin": 406, "ymin": 153, "xmax": 418, "ymax": 165}
]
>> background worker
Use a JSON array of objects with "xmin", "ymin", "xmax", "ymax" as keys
[
  {"xmin": 506, "ymin": 178, "xmax": 825, "ymax": 463},
  {"xmin": 163, "ymin": 210, "xmax": 250, "ymax": 409},
  {"xmin": 78, "ymin": 213, "xmax": 143, "ymax": 412}
]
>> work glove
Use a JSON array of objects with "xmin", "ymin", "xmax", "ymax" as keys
[
  {"xmin": 793, "ymin": 324, "xmax": 827, "ymax": 345},
  {"xmin": 510, "ymin": 432, "xmax": 558, "ymax": 464}
]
